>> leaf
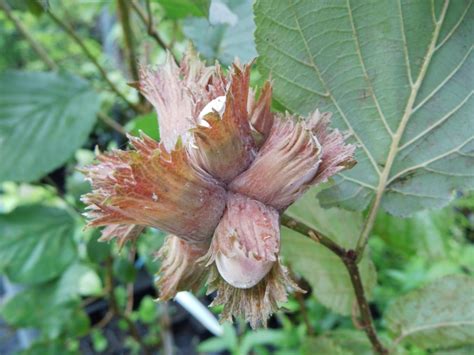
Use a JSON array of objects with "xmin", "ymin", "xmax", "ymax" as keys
[
  {"xmin": 0, "ymin": 262, "xmax": 96, "ymax": 338},
  {"xmin": 20, "ymin": 339, "xmax": 79, "ymax": 355},
  {"xmin": 183, "ymin": 0, "xmax": 257, "ymax": 65},
  {"xmin": 240, "ymin": 329, "xmax": 288, "ymax": 354},
  {"xmin": 303, "ymin": 330, "xmax": 372, "ymax": 355},
  {"xmin": 154, "ymin": 0, "xmax": 210, "ymax": 19},
  {"xmin": 138, "ymin": 296, "xmax": 158, "ymax": 324},
  {"xmin": 373, "ymin": 208, "xmax": 454, "ymax": 259},
  {"xmin": 0, "ymin": 205, "xmax": 77, "ymax": 285},
  {"xmin": 255, "ymin": 0, "xmax": 473, "ymax": 217},
  {"xmin": 0, "ymin": 71, "xmax": 99, "ymax": 182},
  {"xmin": 282, "ymin": 189, "xmax": 377, "ymax": 315},
  {"xmin": 125, "ymin": 112, "xmax": 160, "ymax": 141},
  {"xmin": 385, "ymin": 274, "xmax": 474, "ymax": 349}
]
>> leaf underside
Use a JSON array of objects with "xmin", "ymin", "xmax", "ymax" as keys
[
  {"xmin": 385, "ymin": 275, "xmax": 474, "ymax": 349},
  {"xmin": 255, "ymin": 0, "xmax": 473, "ymax": 216}
]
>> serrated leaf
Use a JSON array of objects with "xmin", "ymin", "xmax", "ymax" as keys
[
  {"xmin": 0, "ymin": 205, "xmax": 77, "ymax": 285},
  {"xmin": 255, "ymin": 0, "xmax": 473, "ymax": 217},
  {"xmin": 0, "ymin": 71, "xmax": 99, "ymax": 182},
  {"xmin": 385, "ymin": 274, "xmax": 474, "ymax": 349},
  {"xmin": 183, "ymin": 0, "xmax": 257, "ymax": 65},
  {"xmin": 282, "ymin": 189, "xmax": 376, "ymax": 315}
]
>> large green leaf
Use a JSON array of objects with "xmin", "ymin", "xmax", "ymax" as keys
[
  {"xmin": 385, "ymin": 274, "xmax": 474, "ymax": 349},
  {"xmin": 255, "ymin": 0, "xmax": 473, "ymax": 216},
  {"xmin": 0, "ymin": 205, "xmax": 77, "ymax": 284},
  {"xmin": 282, "ymin": 188, "xmax": 376, "ymax": 315},
  {"xmin": 0, "ymin": 71, "xmax": 99, "ymax": 182},
  {"xmin": 183, "ymin": 0, "xmax": 257, "ymax": 65}
]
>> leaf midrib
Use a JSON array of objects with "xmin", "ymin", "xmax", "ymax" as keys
[
  {"xmin": 357, "ymin": 0, "xmax": 451, "ymax": 250},
  {"xmin": 394, "ymin": 319, "xmax": 474, "ymax": 346}
]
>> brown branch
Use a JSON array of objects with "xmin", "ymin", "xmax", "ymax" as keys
[
  {"xmin": 105, "ymin": 258, "xmax": 151, "ymax": 355},
  {"xmin": 130, "ymin": 0, "xmax": 179, "ymax": 63},
  {"xmin": 281, "ymin": 214, "xmax": 388, "ymax": 355},
  {"xmin": 281, "ymin": 214, "xmax": 346, "ymax": 257},
  {"xmin": 46, "ymin": 9, "xmax": 142, "ymax": 113},
  {"xmin": 116, "ymin": 0, "xmax": 140, "ymax": 82},
  {"xmin": 98, "ymin": 112, "xmax": 127, "ymax": 136},
  {"xmin": 0, "ymin": 0, "xmax": 58, "ymax": 70}
]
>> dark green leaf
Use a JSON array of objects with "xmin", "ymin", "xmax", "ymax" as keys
[
  {"xmin": 0, "ymin": 71, "xmax": 99, "ymax": 182},
  {"xmin": 113, "ymin": 257, "xmax": 137, "ymax": 283},
  {"xmin": 86, "ymin": 230, "xmax": 111, "ymax": 264},
  {"xmin": 0, "ymin": 205, "xmax": 77, "ymax": 285},
  {"xmin": 155, "ymin": 0, "xmax": 210, "ymax": 19}
]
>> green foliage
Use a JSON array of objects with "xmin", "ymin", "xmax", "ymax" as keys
[
  {"xmin": 282, "ymin": 188, "xmax": 377, "ymax": 315},
  {"xmin": 0, "ymin": 205, "xmax": 77, "ymax": 284},
  {"xmin": 0, "ymin": 0, "xmax": 472, "ymax": 354},
  {"xmin": 0, "ymin": 71, "xmax": 99, "ymax": 182},
  {"xmin": 125, "ymin": 112, "xmax": 160, "ymax": 141},
  {"xmin": 154, "ymin": 0, "xmax": 211, "ymax": 19},
  {"xmin": 254, "ymin": 0, "xmax": 474, "ymax": 216},
  {"xmin": 0, "ymin": 261, "xmax": 98, "ymax": 338},
  {"xmin": 303, "ymin": 330, "xmax": 373, "ymax": 355},
  {"xmin": 183, "ymin": 0, "xmax": 256, "ymax": 65},
  {"xmin": 385, "ymin": 274, "xmax": 474, "ymax": 350}
]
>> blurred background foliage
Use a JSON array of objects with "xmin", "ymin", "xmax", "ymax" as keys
[{"xmin": 0, "ymin": 0, "xmax": 472, "ymax": 354}]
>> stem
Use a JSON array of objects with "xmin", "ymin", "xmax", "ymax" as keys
[
  {"xmin": 281, "ymin": 214, "xmax": 346, "ymax": 257},
  {"xmin": 105, "ymin": 258, "xmax": 151, "ymax": 355},
  {"xmin": 0, "ymin": 0, "xmax": 58, "ymax": 70},
  {"xmin": 343, "ymin": 253, "xmax": 387, "ymax": 354},
  {"xmin": 130, "ymin": 0, "xmax": 179, "ymax": 63},
  {"xmin": 116, "ymin": 0, "xmax": 140, "ymax": 82},
  {"xmin": 46, "ymin": 9, "xmax": 142, "ymax": 113},
  {"xmin": 281, "ymin": 214, "xmax": 388, "ymax": 354},
  {"xmin": 98, "ymin": 112, "xmax": 127, "ymax": 136}
]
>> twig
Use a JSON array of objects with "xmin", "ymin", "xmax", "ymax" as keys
[
  {"xmin": 46, "ymin": 9, "xmax": 142, "ymax": 113},
  {"xmin": 125, "ymin": 246, "xmax": 137, "ymax": 315},
  {"xmin": 295, "ymin": 291, "xmax": 314, "ymax": 335},
  {"xmin": 116, "ymin": 0, "xmax": 140, "ymax": 82},
  {"xmin": 98, "ymin": 112, "xmax": 127, "ymax": 136},
  {"xmin": 0, "ymin": 0, "xmax": 58, "ymax": 70},
  {"xmin": 159, "ymin": 302, "xmax": 174, "ymax": 355},
  {"xmin": 0, "ymin": 7, "xmax": 132, "ymax": 137},
  {"xmin": 281, "ymin": 214, "xmax": 346, "ymax": 257},
  {"xmin": 130, "ymin": 0, "xmax": 179, "ymax": 63},
  {"xmin": 281, "ymin": 214, "xmax": 388, "ymax": 355},
  {"xmin": 105, "ymin": 257, "xmax": 151, "ymax": 355},
  {"xmin": 343, "ymin": 252, "xmax": 387, "ymax": 354}
]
